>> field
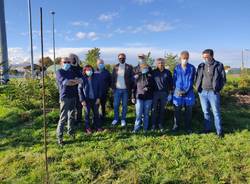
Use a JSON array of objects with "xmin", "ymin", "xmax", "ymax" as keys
[{"xmin": 0, "ymin": 76, "xmax": 250, "ymax": 184}]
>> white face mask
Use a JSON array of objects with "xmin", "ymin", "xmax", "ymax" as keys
[{"xmin": 181, "ymin": 59, "xmax": 188, "ymax": 65}]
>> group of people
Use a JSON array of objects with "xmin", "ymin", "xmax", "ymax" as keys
[{"xmin": 56, "ymin": 49, "xmax": 226, "ymax": 146}]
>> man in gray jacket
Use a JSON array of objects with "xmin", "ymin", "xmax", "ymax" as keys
[{"xmin": 195, "ymin": 49, "xmax": 226, "ymax": 137}]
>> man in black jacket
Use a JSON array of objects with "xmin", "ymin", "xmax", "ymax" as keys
[{"xmin": 195, "ymin": 49, "xmax": 226, "ymax": 137}]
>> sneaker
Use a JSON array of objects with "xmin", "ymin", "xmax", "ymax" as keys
[
  {"xmin": 218, "ymin": 132, "xmax": 225, "ymax": 138},
  {"xmin": 159, "ymin": 124, "xmax": 164, "ymax": 132},
  {"xmin": 151, "ymin": 125, "xmax": 156, "ymax": 131},
  {"xmin": 121, "ymin": 120, "xmax": 126, "ymax": 127},
  {"xmin": 111, "ymin": 120, "xmax": 118, "ymax": 126},
  {"xmin": 172, "ymin": 126, "xmax": 179, "ymax": 132},
  {"xmin": 85, "ymin": 128, "xmax": 92, "ymax": 134},
  {"xmin": 58, "ymin": 140, "xmax": 64, "ymax": 147}
]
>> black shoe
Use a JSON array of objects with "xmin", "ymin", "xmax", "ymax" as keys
[
  {"xmin": 218, "ymin": 132, "xmax": 225, "ymax": 138},
  {"xmin": 200, "ymin": 130, "xmax": 211, "ymax": 134},
  {"xmin": 58, "ymin": 140, "xmax": 64, "ymax": 147},
  {"xmin": 172, "ymin": 126, "xmax": 179, "ymax": 132}
]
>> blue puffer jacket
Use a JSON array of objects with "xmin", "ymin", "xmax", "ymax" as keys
[{"xmin": 173, "ymin": 63, "xmax": 196, "ymax": 106}]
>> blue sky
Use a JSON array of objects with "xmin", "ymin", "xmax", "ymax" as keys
[{"xmin": 4, "ymin": 0, "xmax": 250, "ymax": 67}]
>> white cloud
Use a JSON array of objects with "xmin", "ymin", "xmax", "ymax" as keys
[
  {"xmin": 75, "ymin": 32, "xmax": 99, "ymax": 41},
  {"xmin": 98, "ymin": 12, "xmax": 118, "ymax": 22},
  {"xmin": 71, "ymin": 21, "xmax": 89, "ymax": 27},
  {"xmin": 134, "ymin": 0, "xmax": 154, "ymax": 4}
]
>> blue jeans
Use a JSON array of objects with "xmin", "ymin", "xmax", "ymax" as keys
[
  {"xmin": 83, "ymin": 99, "xmax": 101, "ymax": 129},
  {"xmin": 114, "ymin": 89, "xmax": 128, "ymax": 121},
  {"xmin": 198, "ymin": 90, "xmax": 222, "ymax": 135},
  {"xmin": 134, "ymin": 99, "xmax": 152, "ymax": 131}
]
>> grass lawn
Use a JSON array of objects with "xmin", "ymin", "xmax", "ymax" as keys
[{"xmin": 0, "ymin": 82, "xmax": 250, "ymax": 183}]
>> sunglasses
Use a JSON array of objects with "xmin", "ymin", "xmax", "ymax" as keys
[{"xmin": 63, "ymin": 61, "xmax": 71, "ymax": 64}]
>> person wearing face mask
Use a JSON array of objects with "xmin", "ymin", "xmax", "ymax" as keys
[
  {"xmin": 111, "ymin": 53, "xmax": 134, "ymax": 127},
  {"xmin": 69, "ymin": 53, "xmax": 83, "ymax": 129},
  {"xmin": 56, "ymin": 57, "xmax": 82, "ymax": 146},
  {"xmin": 78, "ymin": 65, "xmax": 102, "ymax": 133},
  {"xmin": 172, "ymin": 51, "xmax": 196, "ymax": 133},
  {"xmin": 133, "ymin": 54, "xmax": 152, "ymax": 76},
  {"xmin": 195, "ymin": 49, "xmax": 226, "ymax": 138},
  {"xmin": 95, "ymin": 58, "xmax": 111, "ymax": 122},
  {"xmin": 152, "ymin": 58, "xmax": 173, "ymax": 132},
  {"xmin": 131, "ymin": 63, "xmax": 154, "ymax": 132}
]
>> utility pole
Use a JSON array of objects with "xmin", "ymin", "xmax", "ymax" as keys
[
  {"xmin": 51, "ymin": 11, "xmax": 56, "ymax": 74},
  {"xmin": 0, "ymin": 0, "xmax": 9, "ymax": 83},
  {"xmin": 28, "ymin": 0, "xmax": 34, "ymax": 78}
]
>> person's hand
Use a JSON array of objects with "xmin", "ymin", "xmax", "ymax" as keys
[
  {"xmin": 81, "ymin": 101, "xmax": 86, "ymax": 106},
  {"xmin": 96, "ymin": 98, "xmax": 100, "ymax": 105},
  {"xmin": 131, "ymin": 98, "xmax": 136, "ymax": 104},
  {"xmin": 143, "ymin": 87, "xmax": 148, "ymax": 91}
]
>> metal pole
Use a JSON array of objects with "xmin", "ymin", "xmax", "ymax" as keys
[
  {"xmin": 241, "ymin": 49, "xmax": 244, "ymax": 70},
  {"xmin": 40, "ymin": 7, "xmax": 49, "ymax": 184},
  {"xmin": 51, "ymin": 11, "xmax": 56, "ymax": 74},
  {"xmin": 28, "ymin": 0, "xmax": 34, "ymax": 78},
  {"xmin": 0, "ymin": 0, "xmax": 9, "ymax": 83}
]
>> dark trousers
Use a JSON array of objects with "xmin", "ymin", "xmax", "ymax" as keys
[
  {"xmin": 83, "ymin": 99, "xmax": 101, "ymax": 129},
  {"xmin": 152, "ymin": 91, "xmax": 167, "ymax": 128},
  {"xmin": 174, "ymin": 105, "xmax": 192, "ymax": 131},
  {"xmin": 99, "ymin": 95, "xmax": 107, "ymax": 121},
  {"xmin": 74, "ymin": 98, "xmax": 82, "ymax": 127}
]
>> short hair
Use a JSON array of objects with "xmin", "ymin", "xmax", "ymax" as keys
[
  {"xmin": 118, "ymin": 53, "xmax": 126, "ymax": 58},
  {"xmin": 83, "ymin": 64, "xmax": 94, "ymax": 73},
  {"xmin": 180, "ymin": 51, "xmax": 189, "ymax": 57},
  {"xmin": 156, "ymin": 58, "xmax": 165, "ymax": 64},
  {"xmin": 202, "ymin": 49, "xmax": 214, "ymax": 57},
  {"xmin": 97, "ymin": 58, "xmax": 104, "ymax": 63},
  {"xmin": 61, "ymin": 57, "xmax": 70, "ymax": 62}
]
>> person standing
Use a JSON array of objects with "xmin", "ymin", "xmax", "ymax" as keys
[
  {"xmin": 69, "ymin": 53, "xmax": 83, "ymax": 128},
  {"xmin": 132, "ymin": 63, "xmax": 154, "ymax": 132},
  {"xmin": 152, "ymin": 58, "xmax": 173, "ymax": 131},
  {"xmin": 111, "ymin": 53, "xmax": 134, "ymax": 127},
  {"xmin": 172, "ymin": 51, "xmax": 196, "ymax": 133},
  {"xmin": 78, "ymin": 65, "xmax": 102, "ymax": 133},
  {"xmin": 96, "ymin": 58, "xmax": 111, "ymax": 122},
  {"xmin": 56, "ymin": 57, "xmax": 81, "ymax": 146},
  {"xmin": 195, "ymin": 49, "xmax": 226, "ymax": 137}
]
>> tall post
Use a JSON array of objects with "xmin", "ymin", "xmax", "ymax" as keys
[
  {"xmin": 40, "ymin": 7, "xmax": 49, "ymax": 184},
  {"xmin": 0, "ymin": 0, "xmax": 9, "ymax": 83},
  {"xmin": 51, "ymin": 11, "xmax": 56, "ymax": 74},
  {"xmin": 28, "ymin": 0, "xmax": 34, "ymax": 77},
  {"xmin": 241, "ymin": 49, "xmax": 244, "ymax": 71}
]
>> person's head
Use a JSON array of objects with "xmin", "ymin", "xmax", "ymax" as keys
[
  {"xmin": 69, "ymin": 53, "xmax": 80, "ymax": 67},
  {"xmin": 180, "ymin": 51, "xmax": 189, "ymax": 66},
  {"xmin": 118, "ymin": 53, "xmax": 126, "ymax": 64},
  {"xmin": 61, "ymin": 57, "xmax": 71, "ymax": 71},
  {"xmin": 140, "ymin": 63, "xmax": 149, "ymax": 74},
  {"xmin": 138, "ymin": 54, "xmax": 146, "ymax": 64},
  {"xmin": 83, "ymin": 65, "xmax": 94, "ymax": 77},
  {"xmin": 202, "ymin": 49, "xmax": 214, "ymax": 63},
  {"xmin": 96, "ymin": 58, "xmax": 105, "ymax": 70},
  {"xmin": 156, "ymin": 58, "xmax": 165, "ymax": 71}
]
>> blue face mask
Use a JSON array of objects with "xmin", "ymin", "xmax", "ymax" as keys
[
  {"xmin": 98, "ymin": 64, "xmax": 105, "ymax": 70},
  {"xmin": 142, "ymin": 68, "xmax": 149, "ymax": 74},
  {"xmin": 86, "ymin": 70, "xmax": 93, "ymax": 77},
  {"xmin": 63, "ymin": 63, "xmax": 71, "ymax": 71}
]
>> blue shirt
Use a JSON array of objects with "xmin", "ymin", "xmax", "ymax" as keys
[
  {"xmin": 56, "ymin": 68, "xmax": 79, "ymax": 100},
  {"xmin": 173, "ymin": 63, "xmax": 196, "ymax": 106}
]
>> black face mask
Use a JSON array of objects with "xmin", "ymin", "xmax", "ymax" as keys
[{"xmin": 119, "ymin": 58, "xmax": 126, "ymax": 64}]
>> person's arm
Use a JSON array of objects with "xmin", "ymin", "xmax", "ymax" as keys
[
  {"xmin": 167, "ymin": 70, "xmax": 173, "ymax": 93},
  {"xmin": 78, "ymin": 80, "xmax": 86, "ymax": 103}
]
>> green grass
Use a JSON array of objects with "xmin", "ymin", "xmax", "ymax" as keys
[{"xmin": 0, "ymin": 77, "xmax": 250, "ymax": 183}]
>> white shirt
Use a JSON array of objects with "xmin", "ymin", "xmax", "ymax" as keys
[{"xmin": 116, "ymin": 63, "xmax": 126, "ymax": 89}]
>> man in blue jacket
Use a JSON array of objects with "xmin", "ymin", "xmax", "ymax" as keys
[
  {"xmin": 95, "ymin": 58, "xmax": 111, "ymax": 122},
  {"xmin": 195, "ymin": 49, "xmax": 226, "ymax": 137},
  {"xmin": 172, "ymin": 51, "xmax": 196, "ymax": 133},
  {"xmin": 152, "ymin": 58, "xmax": 173, "ymax": 131},
  {"xmin": 56, "ymin": 57, "xmax": 82, "ymax": 146},
  {"xmin": 78, "ymin": 65, "xmax": 102, "ymax": 133}
]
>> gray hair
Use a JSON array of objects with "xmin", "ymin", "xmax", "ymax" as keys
[
  {"xmin": 155, "ymin": 58, "xmax": 165, "ymax": 64},
  {"xmin": 69, "ymin": 53, "xmax": 80, "ymax": 66}
]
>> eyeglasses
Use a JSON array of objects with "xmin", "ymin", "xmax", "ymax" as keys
[{"xmin": 63, "ymin": 61, "xmax": 71, "ymax": 64}]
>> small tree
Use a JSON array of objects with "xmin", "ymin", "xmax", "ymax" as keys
[
  {"xmin": 38, "ymin": 56, "xmax": 53, "ymax": 68},
  {"xmin": 54, "ymin": 57, "xmax": 61, "ymax": 65},
  {"xmin": 84, "ymin": 48, "xmax": 100, "ymax": 68},
  {"xmin": 165, "ymin": 53, "xmax": 179, "ymax": 73},
  {"xmin": 146, "ymin": 52, "xmax": 155, "ymax": 68}
]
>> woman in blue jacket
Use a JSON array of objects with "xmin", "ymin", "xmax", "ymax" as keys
[
  {"xmin": 172, "ymin": 51, "xmax": 196, "ymax": 133},
  {"xmin": 78, "ymin": 65, "xmax": 102, "ymax": 133}
]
